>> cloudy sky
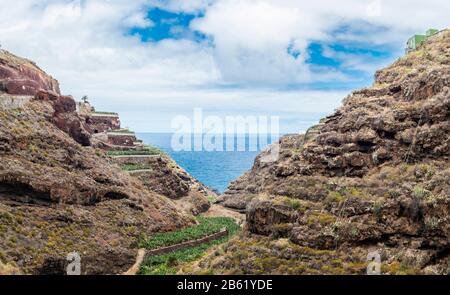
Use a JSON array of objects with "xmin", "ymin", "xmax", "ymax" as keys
[{"xmin": 0, "ymin": 0, "xmax": 448, "ymax": 133}]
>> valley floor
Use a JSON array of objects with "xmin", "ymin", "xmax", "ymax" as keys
[{"xmin": 134, "ymin": 210, "xmax": 244, "ymax": 275}]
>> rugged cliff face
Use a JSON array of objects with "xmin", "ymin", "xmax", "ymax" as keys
[
  {"xmin": 126, "ymin": 155, "xmax": 214, "ymax": 215},
  {"xmin": 198, "ymin": 30, "xmax": 450, "ymax": 275},
  {"xmin": 0, "ymin": 50, "xmax": 60, "ymax": 96},
  {"xmin": 0, "ymin": 50, "xmax": 193, "ymax": 274}
]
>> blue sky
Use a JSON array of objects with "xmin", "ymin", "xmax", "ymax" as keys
[
  {"xmin": 130, "ymin": 8, "xmax": 202, "ymax": 42},
  {"xmin": 125, "ymin": 5, "xmax": 398, "ymax": 93},
  {"xmin": 0, "ymin": 0, "xmax": 448, "ymax": 133}
]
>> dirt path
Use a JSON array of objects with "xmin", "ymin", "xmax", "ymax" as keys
[{"xmin": 123, "ymin": 248, "xmax": 146, "ymax": 275}]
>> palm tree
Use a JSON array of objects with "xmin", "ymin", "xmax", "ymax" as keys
[{"xmin": 81, "ymin": 95, "xmax": 89, "ymax": 103}]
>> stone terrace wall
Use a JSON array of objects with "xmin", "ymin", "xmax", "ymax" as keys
[
  {"xmin": 0, "ymin": 94, "xmax": 32, "ymax": 110},
  {"xmin": 107, "ymin": 134, "xmax": 136, "ymax": 147},
  {"xmin": 112, "ymin": 155, "xmax": 161, "ymax": 166},
  {"xmin": 144, "ymin": 229, "xmax": 228, "ymax": 258},
  {"xmin": 86, "ymin": 114, "xmax": 121, "ymax": 134}
]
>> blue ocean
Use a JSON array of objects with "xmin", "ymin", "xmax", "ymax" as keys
[{"xmin": 137, "ymin": 133, "xmax": 279, "ymax": 193}]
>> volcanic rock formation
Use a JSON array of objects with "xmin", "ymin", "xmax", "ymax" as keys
[
  {"xmin": 198, "ymin": 30, "xmax": 450, "ymax": 275},
  {"xmin": 0, "ymin": 49, "xmax": 199, "ymax": 274}
]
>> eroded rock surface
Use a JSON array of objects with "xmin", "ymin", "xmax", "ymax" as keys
[
  {"xmin": 0, "ymin": 50, "xmax": 192, "ymax": 274},
  {"xmin": 197, "ymin": 30, "xmax": 450, "ymax": 275},
  {"xmin": 115, "ymin": 155, "xmax": 213, "ymax": 215},
  {"xmin": 0, "ymin": 50, "xmax": 60, "ymax": 96}
]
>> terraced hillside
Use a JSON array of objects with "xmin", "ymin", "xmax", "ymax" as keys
[{"xmin": 0, "ymin": 49, "xmax": 209, "ymax": 274}]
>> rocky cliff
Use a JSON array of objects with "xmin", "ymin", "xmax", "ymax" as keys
[
  {"xmin": 0, "ymin": 50, "xmax": 60, "ymax": 96},
  {"xmin": 77, "ymin": 106, "xmax": 215, "ymax": 216},
  {"xmin": 0, "ymin": 50, "xmax": 197, "ymax": 274},
  {"xmin": 196, "ymin": 30, "xmax": 450, "ymax": 275},
  {"xmin": 126, "ymin": 155, "xmax": 213, "ymax": 215}
]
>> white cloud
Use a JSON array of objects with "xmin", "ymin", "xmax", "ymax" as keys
[
  {"xmin": 190, "ymin": 0, "xmax": 449, "ymax": 85},
  {"xmin": 149, "ymin": 0, "xmax": 216, "ymax": 14},
  {"xmin": 123, "ymin": 12, "xmax": 154, "ymax": 29},
  {"xmin": 0, "ymin": 0, "xmax": 448, "ymax": 132}
]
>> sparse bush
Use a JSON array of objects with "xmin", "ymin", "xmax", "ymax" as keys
[
  {"xmin": 207, "ymin": 195, "xmax": 217, "ymax": 204},
  {"xmin": 372, "ymin": 202, "xmax": 383, "ymax": 221},
  {"xmin": 415, "ymin": 164, "xmax": 435, "ymax": 179},
  {"xmin": 307, "ymin": 212, "xmax": 336, "ymax": 226},
  {"xmin": 412, "ymin": 186, "xmax": 430, "ymax": 199},
  {"xmin": 388, "ymin": 190, "xmax": 401, "ymax": 199},
  {"xmin": 325, "ymin": 191, "xmax": 346, "ymax": 205},
  {"xmin": 424, "ymin": 217, "xmax": 440, "ymax": 230},
  {"xmin": 349, "ymin": 227, "xmax": 360, "ymax": 238},
  {"xmin": 289, "ymin": 200, "xmax": 301, "ymax": 210}
]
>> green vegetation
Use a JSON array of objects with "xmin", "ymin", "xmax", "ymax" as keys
[
  {"xmin": 92, "ymin": 111, "xmax": 118, "ymax": 116},
  {"xmin": 287, "ymin": 199, "xmax": 301, "ymax": 210},
  {"xmin": 372, "ymin": 202, "xmax": 383, "ymax": 221},
  {"xmin": 121, "ymin": 164, "xmax": 152, "ymax": 171},
  {"xmin": 415, "ymin": 164, "xmax": 436, "ymax": 178},
  {"xmin": 207, "ymin": 195, "xmax": 217, "ymax": 204},
  {"xmin": 139, "ymin": 217, "xmax": 239, "ymax": 250},
  {"xmin": 412, "ymin": 185, "xmax": 430, "ymax": 199},
  {"xmin": 424, "ymin": 217, "xmax": 441, "ymax": 230},
  {"xmin": 139, "ymin": 238, "xmax": 225, "ymax": 275},
  {"xmin": 0, "ymin": 250, "xmax": 6, "ymax": 263},
  {"xmin": 307, "ymin": 212, "xmax": 336, "ymax": 226},
  {"xmin": 325, "ymin": 191, "xmax": 346, "ymax": 205},
  {"xmin": 107, "ymin": 145, "xmax": 163, "ymax": 157},
  {"xmin": 139, "ymin": 217, "xmax": 240, "ymax": 275}
]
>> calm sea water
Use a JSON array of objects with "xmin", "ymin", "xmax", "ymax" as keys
[{"xmin": 137, "ymin": 133, "xmax": 279, "ymax": 193}]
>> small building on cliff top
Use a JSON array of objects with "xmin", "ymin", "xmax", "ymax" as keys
[{"xmin": 406, "ymin": 28, "xmax": 439, "ymax": 53}]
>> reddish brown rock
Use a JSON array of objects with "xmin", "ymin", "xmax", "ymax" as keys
[
  {"xmin": 0, "ymin": 94, "xmax": 191, "ymax": 274},
  {"xmin": 0, "ymin": 50, "xmax": 60, "ymax": 96},
  {"xmin": 85, "ymin": 114, "xmax": 121, "ymax": 134},
  {"xmin": 34, "ymin": 90, "xmax": 91, "ymax": 146},
  {"xmin": 0, "ymin": 51, "xmax": 192, "ymax": 275}
]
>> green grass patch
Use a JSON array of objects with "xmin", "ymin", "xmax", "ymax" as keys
[
  {"xmin": 92, "ymin": 111, "xmax": 118, "ymax": 116},
  {"xmin": 121, "ymin": 164, "xmax": 152, "ymax": 171},
  {"xmin": 139, "ymin": 217, "xmax": 240, "ymax": 275},
  {"xmin": 139, "ymin": 217, "xmax": 239, "ymax": 250},
  {"xmin": 107, "ymin": 145, "xmax": 163, "ymax": 157},
  {"xmin": 207, "ymin": 195, "xmax": 217, "ymax": 204}
]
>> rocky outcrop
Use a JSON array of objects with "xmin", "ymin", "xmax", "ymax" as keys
[
  {"xmin": 77, "ymin": 102, "xmax": 121, "ymax": 134},
  {"xmin": 113, "ymin": 154, "xmax": 213, "ymax": 215},
  {"xmin": 34, "ymin": 90, "xmax": 91, "ymax": 146},
  {"xmin": 0, "ymin": 50, "xmax": 60, "ymax": 96},
  {"xmin": 198, "ymin": 30, "xmax": 450, "ymax": 275},
  {"xmin": 0, "ymin": 50, "xmax": 192, "ymax": 274},
  {"xmin": 86, "ymin": 113, "xmax": 121, "ymax": 134}
]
